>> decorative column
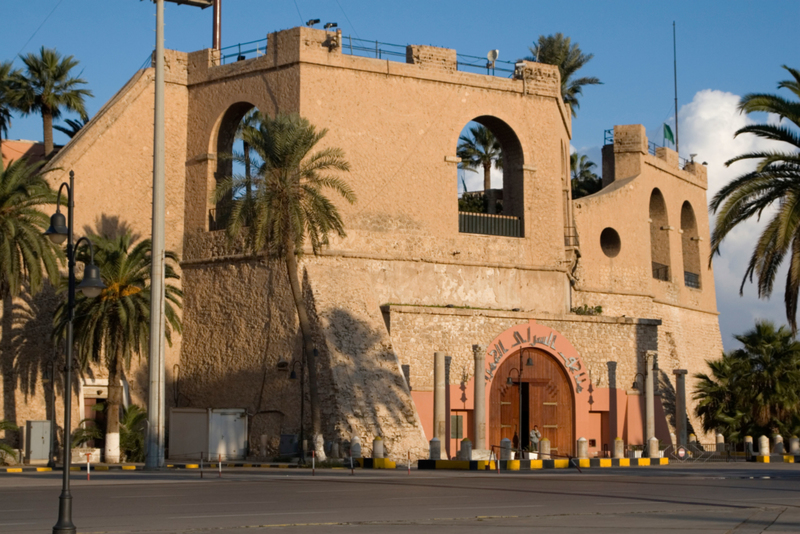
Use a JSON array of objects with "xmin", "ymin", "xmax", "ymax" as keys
[
  {"xmin": 645, "ymin": 351, "xmax": 656, "ymax": 446},
  {"xmin": 673, "ymin": 369, "xmax": 688, "ymax": 446},
  {"xmin": 434, "ymin": 351, "xmax": 447, "ymax": 459},
  {"xmin": 472, "ymin": 344, "xmax": 487, "ymax": 451}
]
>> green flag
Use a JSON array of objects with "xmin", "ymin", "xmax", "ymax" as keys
[{"xmin": 663, "ymin": 123, "xmax": 675, "ymax": 145}]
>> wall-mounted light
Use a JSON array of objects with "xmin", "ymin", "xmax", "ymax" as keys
[{"xmin": 306, "ymin": 19, "xmax": 320, "ymax": 27}]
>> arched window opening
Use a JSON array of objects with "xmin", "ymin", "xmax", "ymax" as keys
[
  {"xmin": 681, "ymin": 202, "xmax": 701, "ymax": 289},
  {"xmin": 209, "ymin": 102, "xmax": 261, "ymax": 231},
  {"xmin": 649, "ymin": 189, "xmax": 671, "ymax": 281},
  {"xmin": 456, "ymin": 116, "xmax": 524, "ymax": 238}
]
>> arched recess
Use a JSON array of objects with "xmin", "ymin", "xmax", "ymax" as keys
[
  {"xmin": 489, "ymin": 348, "xmax": 575, "ymax": 456},
  {"xmin": 681, "ymin": 201, "xmax": 701, "ymax": 288},
  {"xmin": 649, "ymin": 189, "xmax": 671, "ymax": 281},
  {"xmin": 208, "ymin": 101, "xmax": 259, "ymax": 231},
  {"xmin": 456, "ymin": 115, "xmax": 525, "ymax": 237}
]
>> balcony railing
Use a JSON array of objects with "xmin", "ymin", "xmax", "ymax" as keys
[
  {"xmin": 459, "ymin": 212, "xmax": 521, "ymax": 238},
  {"xmin": 684, "ymin": 271, "xmax": 701, "ymax": 289},
  {"xmin": 652, "ymin": 262, "xmax": 669, "ymax": 281}
]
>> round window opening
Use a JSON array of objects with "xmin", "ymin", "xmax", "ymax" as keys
[{"xmin": 600, "ymin": 227, "xmax": 621, "ymax": 258}]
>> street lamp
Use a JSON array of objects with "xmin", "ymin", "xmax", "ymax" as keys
[
  {"xmin": 505, "ymin": 353, "xmax": 533, "ymax": 457},
  {"xmin": 45, "ymin": 170, "xmax": 105, "ymax": 534}
]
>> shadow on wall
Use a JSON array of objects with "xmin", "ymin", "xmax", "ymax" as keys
[{"xmin": 658, "ymin": 370, "xmax": 696, "ymax": 437}]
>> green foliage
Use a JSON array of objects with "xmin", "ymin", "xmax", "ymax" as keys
[
  {"xmin": 457, "ymin": 192, "xmax": 502, "ymax": 214},
  {"xmin": 10, "ymin": 47, "xmax": 93, "ymax": 155},
  {"xmin": 456, "ymin": 125, "xmax": 503, "ymax": 193},
  {"xmin": 120, "ymin": 404, "xmax": 147, "ymax": 462},
  {"xmin": 0, "ymin": 420, "xmax": 19, "ymax": 464},
  {"xmin": 0, "ymin": 158, "xmax": 62, "ymax": 299},
  {"xmin": 526, "ymin": 33, "xmax": 601, "ymax": 117},
  {"xmin": 0, "ymin": 61, "xmax": 20, "ymax": 145},
  {"xmin": 693, "ymin": 320, "xmax": 800, "ymax": 440},
  {"xmin": 54, "ymin": 117, "xmax": 88, "ymax": 139},
  {"xmin": 71, "ymin": 419, "xmax": 103, "ymax": 448},
  {"xmin": 570, "ymin": 152, "xmax": 602, "ymax": 199},
  {"xmin": 570, "ymin": 304, "xmax": 602, "ymax": 316},
  {"xmin": 709, "ymin": 66, "xmax": 800, "ymax": 332}
]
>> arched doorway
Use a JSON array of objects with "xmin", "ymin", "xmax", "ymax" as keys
[{"xmin": 489, "ymin": 348, "xmax": 575, "ymax": 456}]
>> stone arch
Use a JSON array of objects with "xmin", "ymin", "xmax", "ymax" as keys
[
  {"xmin": 483, "ymin": 321, "xmax": 587, "ymax": 456},
  {"xmin": 649, "ymin": 188, "xmax": 671, "ymax": 281},
  {"xmin": 455, "ymin": 115, "xmax": 525, "ymax": 235},
  {"xmin": 208, "ymin": 101, "xmax": 260, "ymax": 231},
  {"xmin": 681, "ymin": 201, "xmax": 701, "ymax": 288}
]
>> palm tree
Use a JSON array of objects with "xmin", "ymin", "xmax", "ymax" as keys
[
  {"xmin": 215, "ymin": 112, "xmax": 354, "ymax": 459},
  {"xmin": 0, "ymin": 61, "xmax": 21, "ymax": 161},
  {"xmin": 709, "ymin": 66, "xmax": 800, "ymax": 331},
  {"xmin": 571, "ymin": 152, "xmax": 602, "ymax": 199},
  {"xmin": 0, "ymin": 159, "xmax": 61, "ymax": 299},
  {"xmin": 457, "ymin": 125, "xmax": 503, "ymax": 213},
  {"xmin": 526, "ymin": 33, "xmax": 601, "ymax": 117},
  {"xmin": 0, "ymin": 420, "xmax": 19, "ymax": 463},
  {"xmin": 54, "ymin": 232, "xmax": 182, "ymax": 463},
  {"xmin": 694, "ymin": 320, "xmax": 800, "ymax": 439},
  {"xmin": 53, "ymin": 117, "xmax": 88, "ymax": 140},
  {"xmin": 11, "ymin": 47, "xmax": 93, "ymax": 157}
]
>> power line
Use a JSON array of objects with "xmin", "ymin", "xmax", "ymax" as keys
[
  {"xmin": 15, "ymin": 0, "xmax": 65, "ymax": 58},
  {"xmin": 292, "ymin": 0, "xmax": 305, "ymax": 25},
  {"xmin": 334, "ymin": 0, "xmax": 360, "ymax": 38}
]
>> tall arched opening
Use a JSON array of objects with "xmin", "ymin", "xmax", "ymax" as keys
[
  {"xmin": 489, "ymin": 348, "xmax": 575, "ymax": 456},
  {"xmin": 649, "ymin": 188, "xmax": 671, "ymax": 281},
  {"xmin": 456, "ymin": 115, "xmax": 525, "ymax": 237},
  {"xmin": 681, "ymin": 201, "xmax": 701, "ymax": 288},
  {"xmin": 209, "ymin": 101, "xmax": 261, "ymax": 231}
]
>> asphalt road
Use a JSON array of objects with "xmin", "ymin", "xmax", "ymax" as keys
[{"xmin": 2, "ymin": 463, "xmax": 800, "ymax": 533}]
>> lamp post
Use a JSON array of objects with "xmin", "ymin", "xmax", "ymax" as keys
[
  {"xmin": 45, "ymin": 170, "xmax": 106, "ymax": 534},
  {"xmin": 506, "ymin": 352, "xmax": 534, "ymax": 457}
]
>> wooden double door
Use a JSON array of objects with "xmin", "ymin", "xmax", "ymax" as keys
[{"xmin": 489, "ymin": 348, "xmax": 574, "ymax": 456}]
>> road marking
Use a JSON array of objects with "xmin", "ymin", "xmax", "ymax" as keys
[
  {"xmin": 389, "ymin": 495, "xmax": 462, "ymax": 500},
  {"xmin": 111, "ymin": 494, "xmax": 180, "ymax": 499},
  {"xmin": 432, "ymin": 504, "xmax": 544, "ymax": 510},
  {"xmin": 171, "ymin": 511, "xmax": 324, "ymax": 519}
]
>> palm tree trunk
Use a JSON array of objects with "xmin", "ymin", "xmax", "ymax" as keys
[
  {"xmin": 483, "ymin": 161, "xmax": 495, "ymax": 214},
  {"xmin": 42, "ymin": 107, "xmax": 53, "ymax": 158},
  {"xmin": 105, "ymin": 347, "xmax": 123, "ymax": 463},
  {"xmin": 284, "ymin": 238, "xmax": 325, "ymax": 460}
]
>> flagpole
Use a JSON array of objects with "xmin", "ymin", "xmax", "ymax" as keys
[{"xmin": 673, "ymin": 21, "xmax": 679, "ymax": 155}]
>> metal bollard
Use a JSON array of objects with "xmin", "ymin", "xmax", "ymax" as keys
[
  {"xmin": 86, "ymin": 452, "xmax": 91, "ymax": 481},
  {"xmin": 200, "ymin": 451, "xmax": 204, "ymax": 479},
  {"xmin": 408, "ymin": 450, "xmax": 411, "ymax": 475},
  {"xmin": 349, "ymin": 455, "xmax": 354, "ymax": 476},
  {"xmin": 218, "ymin": 454, "xmax": 221, "ymax": 478}
]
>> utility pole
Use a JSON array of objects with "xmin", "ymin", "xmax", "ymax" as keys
[{"xmin": 144, "ymin": 0, "xmax": 213, "ymax": 471}]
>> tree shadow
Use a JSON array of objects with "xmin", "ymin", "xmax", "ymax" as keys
[
  {"xmin": 658, "ymin": 369, "xmax": 696, "ymax": 437},
  {"xmin": 82, "ymin": 214, "xmax": 140, "ymax": 242}
]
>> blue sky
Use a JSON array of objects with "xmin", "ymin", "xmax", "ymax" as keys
[{"xmin": 4, "ymin": 0, "xmax": 799, "ymax": 350}]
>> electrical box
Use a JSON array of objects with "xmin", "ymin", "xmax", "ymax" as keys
[
  {"xmin": 25, "ymin": 420, "xmax": 51, "ymax": 465},
  {"xmin": 168, "ymin": 408, "xmax": 248, "ymax": 461}
]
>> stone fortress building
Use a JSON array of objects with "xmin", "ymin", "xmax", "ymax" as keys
[{"xmin": 1, "ymin": 26, "xmax": 722, "ymax": 462}]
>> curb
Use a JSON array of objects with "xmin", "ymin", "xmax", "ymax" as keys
[
  {"xmin": 754, "ymin": 455, "xmax": 800, "ymax": 464},
  {"xmin": 418, "ymin": 457, "xmax": 670, "ymax": 470}
]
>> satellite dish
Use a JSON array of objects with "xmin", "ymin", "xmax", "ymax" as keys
[{"xmin": 487, "ymin": 49, "xmax": 499, "ymax": 63}]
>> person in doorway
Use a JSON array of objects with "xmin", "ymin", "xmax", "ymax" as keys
[{"xmin": 530, "ymin": 425, "xmax": 541, "ymax": 452}]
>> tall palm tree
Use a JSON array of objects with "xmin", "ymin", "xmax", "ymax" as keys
[
  {"xmin": 0, "ymin": 61, "xmax": 21, "ymax": 162},
  {"xmin": 215, "ymin": 112, "xmax": 354, "ymax": 459},
  {"xmin": 0, "ymin": 159, "xmax": 61, "ymax": 299},
  {"xmin": 457, "ymin": 124, "xmax": 503, "ymax": 193},
  {"xmin": 570, "ymin": 152, "xmax": 601, "ymax": 199},
  {"xmin": 53, "ymin": 117, "xmax": 88, "ymax": 140},
  {"xmin": 11, "ymin": 47, "xmax": 93, "ymax": 157},
  {"xmin": 527, "ymin": 33, "xmax": 601, "ymax": 117},
  {"xmin": 709, "ymin": 66, "xmax": 800, "ymax": 331},
  {"xmin": 53, "ymin": 232, "xmax": 182, "ymax": 463}
]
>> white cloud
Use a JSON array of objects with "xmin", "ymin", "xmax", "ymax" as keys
[
  {"xmin": 680, "ymin": 89, "xmax": 788, "ymax": 349},
  {"xmin": 457, "ymin": 164, "xmax": 503, "ymax": 194}
]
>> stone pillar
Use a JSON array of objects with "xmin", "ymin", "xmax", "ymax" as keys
[
  {"xmin": 744, "ymin": 436, "xmax": 753, "ymax": 456},
  {"xmin": 669, "ymin": 432, "xmax": 677, "ymax": 448},
  {"xmin": 773, "ymin": 435, "xmax": 784, "ymax": 455},
  {"xmin": 500, "ymin": 438, "xmax": 512, "ymax": 460},
  {"xmin": 460, "ymin": 439, "xmax": 472, "ymax": 461},
  {"xmin": 789, "ymin": 436, "xmax": 800, "ymax": 454},
  {"xmin": 351, "ymin": 436, "xmax": 362, "ymax": 458},
  {"xmin": 758, "ymin": 435, "xmax": 769, "ymax": 456},
  {"xmin": 330, "ymin": 441, "xmax": 340, "ymax": 459},
  {"xmin": 540, "ymin": 438, "xmax": 551, "ymax": 460},
  {"xmin": 648, "ymin": 437, "xmax": 660, "ymax": 459},
  {"xmin": 434, "ymin": 351, "xmax": 447, "ymax": 459},
  {"xmin": 577, "ymin": 437, "xmax": 588, "ymax": 459},
  {"xmin": 715, "ymin": 433, "xmax": 725, "ymax": 453},
  {"xmin": 472, "ymin": 345, "xmax": 487, "ymax": 451},
  {"xmin": 645, "ymin": 351, "xmax": 656, "ymax": 444},
  {"xmin": 429, "ymin": 438, "xmax": 441, "ymax": 460},
  {"xmin": 314, "ymin": 434, "xmax": 327, "ymax": 462},
  {"xmin": 372, "ymin": 437, "xmax": 384, "ymax": 459},
  {"xmin": 672, "ymin": 369, "xmax": 688, "ymax": 446},
  {"xmin": 613, "ymin": 438, "xmax": 624, "ymax": 459}
]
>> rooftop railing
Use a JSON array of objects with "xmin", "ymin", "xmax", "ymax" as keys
[{"xmin": 603, "ymin": 128, "xmax": 688, "ymax": 169}]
